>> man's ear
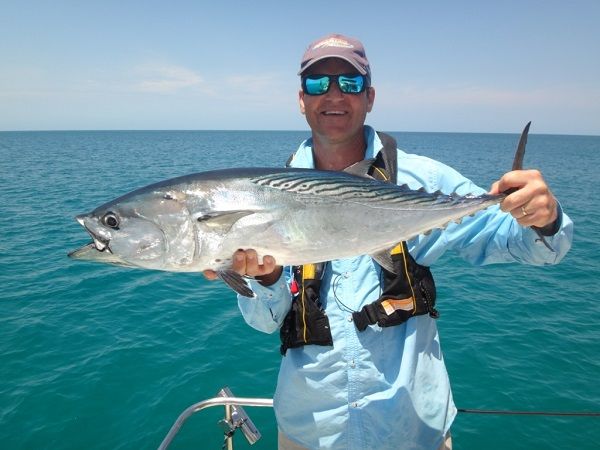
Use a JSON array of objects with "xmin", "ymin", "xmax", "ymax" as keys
[
  {"xmin": 366, "ymin": 87, "xmax": 375, "ymax": 113},
  {"xmin": 299, "ymin": 90, "xmax": 306, "ymax": 115}
]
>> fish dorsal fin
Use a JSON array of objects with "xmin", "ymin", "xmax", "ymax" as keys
[
  {"xmin": 196, "ymin": 210, "xmax": 255, "ymax": 233},
  {"xmin": 343, "ymin": 158, "xmax": 376, "ymax": 178},
  {"xmin": 217, "ymin": 269, "xmax": 255, "ymax": 297}
]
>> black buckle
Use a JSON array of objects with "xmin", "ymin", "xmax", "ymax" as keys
[{"xmin": 352, "ymin": 304, "xmax": 379, "ymax": 332}]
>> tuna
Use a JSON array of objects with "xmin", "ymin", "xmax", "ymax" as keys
[{"xmin": 69, "ymin": 166, "xmax": 504, "ymax": 296}]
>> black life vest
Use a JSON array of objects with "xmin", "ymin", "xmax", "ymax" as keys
[{"xmin": 279, "ymin": 132, "xmax": 439, "ymax": 356}]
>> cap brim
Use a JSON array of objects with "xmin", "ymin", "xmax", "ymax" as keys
[{"xmin": 298, "ymin": 55, "xmax": 368, "ymax": 76}]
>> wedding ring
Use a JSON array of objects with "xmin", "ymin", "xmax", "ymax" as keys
[{"xmin": 521, "ymin": 206, "xmax": 529, "ymax": 216}]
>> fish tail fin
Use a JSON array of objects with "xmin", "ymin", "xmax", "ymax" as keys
[{"xmin": 510, "ymin": 121, "xmax": 556, "ymax": 253}]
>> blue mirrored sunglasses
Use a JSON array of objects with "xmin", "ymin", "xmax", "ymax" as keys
[{"xmin": 301, "ymin": 74, "xmax": 368, "ymax": 96}]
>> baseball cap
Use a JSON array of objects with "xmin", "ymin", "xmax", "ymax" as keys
[{"xmin": 298, "ymin": 33, "xmax": 371, "ymax": 81}]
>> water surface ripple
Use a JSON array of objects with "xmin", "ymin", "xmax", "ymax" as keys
[{"xmin": 0, "ymin": 130, "xmax": 598, "ymax": 449}]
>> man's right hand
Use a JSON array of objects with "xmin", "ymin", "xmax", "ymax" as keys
[{"xmin": 202, "ymin": 249, "xmax": 283, "ymax": 286}]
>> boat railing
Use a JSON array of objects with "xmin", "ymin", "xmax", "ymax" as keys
[{"xmin": 158, "ymin": 387, "xmax": 274, "ymax": 450}]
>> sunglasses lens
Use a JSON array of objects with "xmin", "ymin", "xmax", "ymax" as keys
[
  {"xmin": 304, "ymin": 76, "xmax": 330, "ymax": 95},
  {"xmin": 302, "ymin": 74, "xmax": 367, "ymax": 95},
  {"xmin": 338, "ymin": 75, "xmax": 365, "ymax": 93}
]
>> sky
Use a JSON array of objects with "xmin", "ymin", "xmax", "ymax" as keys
[{"xmin": 1, "ymin": 0, "xmax": 599, "ymax": 135}]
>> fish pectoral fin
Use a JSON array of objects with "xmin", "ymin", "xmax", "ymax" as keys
[
  {"xmin": 343, "ymin": 158, "xmax": 376, "ymax": 178},
  {"xmin": 370, "ymin": 249, "xmax": 397, "ymax": 274},
  {"xmin": 217, "ymin": 269, "xmax": 255, "ymax": 298},
  {"xmin": 196, "ymin": 210, "xmax": 255, "ymax": 233}
]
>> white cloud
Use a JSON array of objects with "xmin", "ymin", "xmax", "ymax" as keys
[
  {"xmin": 133, "ymin": 64, "xmax": 207, "ymax": 94},
  {"xmin": 130, "ymin": 64, "xmax": 292, "ymax": 106},
  {"xmin": 376, "ymin": 82, "xmax": 600, "ymax": 110},
  {"xmin": 368, "ymin": 81, "xmax": 600, "ymax": 134},
  {"xmin": 224, "ymin": 74, "xmax": 279, "ymax": 93}
]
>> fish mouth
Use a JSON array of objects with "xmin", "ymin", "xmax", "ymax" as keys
[
  {"xmin": 68, "ymin": 242, "xmax": 100, "ymax": 259},
  {"xmin": 68, "ymin": 241, "xmax": 133, "ymax": 267},
  {"xmin": 75, "ymin": 215, "xmax": 111, "ymax": 253}
]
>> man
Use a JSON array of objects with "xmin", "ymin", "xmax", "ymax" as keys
[{"xmin": 205, "ymin": 34, "xmax": 573, "ymax": 450}]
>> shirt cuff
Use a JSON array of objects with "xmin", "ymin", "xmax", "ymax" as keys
[
  {"xmin": 237, "ymin": 270, "xmax": 291, "ymax": 333},
  {"xmin": 532, "ymin": 202, "xmax": 563, "ymax": 236},
  {"xmin": 247, "ymin": 269, "xmax": 288, "ymax": 298}
]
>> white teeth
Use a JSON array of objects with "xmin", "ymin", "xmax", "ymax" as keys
[
  {"xmin": 93, "ymin": 236, "xmax": 107, "ymax": 251},
  {"xmin": 323, "ymin": 111, "xmax": 345, "ymax": 115}
]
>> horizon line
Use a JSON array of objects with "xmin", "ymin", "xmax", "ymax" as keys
[{"xmin": 1, "ymin": 128, "xmax": 598, "ymax": 138}]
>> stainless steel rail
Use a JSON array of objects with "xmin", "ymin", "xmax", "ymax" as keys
[{"xmin": 158, "ymin": 394, "xmax": 273, "ymax": 450}]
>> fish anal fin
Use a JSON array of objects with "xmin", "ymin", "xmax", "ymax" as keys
[{"xmin": 217, "ymin": 269, "xmax": 255, "ymax": 297}]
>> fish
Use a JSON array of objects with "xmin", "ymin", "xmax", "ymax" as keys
[
  {"xmin": 68, "ymin": 167, "xmax": 503, "ymax": 297},
  {"xmin": 69, "ymin": 124, "xmax": 535, "ymax": 297}
]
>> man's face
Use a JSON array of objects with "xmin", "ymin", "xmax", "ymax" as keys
[{"xmin": 299, "ymin": 58, "xmax": 375, "ymax": 146}]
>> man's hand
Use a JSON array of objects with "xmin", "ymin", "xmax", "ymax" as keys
[
  {"xmin": 489, "ymin": 169, "xmax": 558, "ymax": 229},
  {"xmin": 203, "ymin": 249, "xmax": 282, "ymax": 286}
]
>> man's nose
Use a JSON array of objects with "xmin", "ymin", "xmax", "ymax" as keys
[{"xmin": 325, "ymin": 81, "xmax": 344, "ymax": 99}]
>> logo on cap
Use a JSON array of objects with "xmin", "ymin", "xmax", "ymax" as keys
[{"xmin": 313, "ymin": 37, "xmax": 354, "ymax": 50}]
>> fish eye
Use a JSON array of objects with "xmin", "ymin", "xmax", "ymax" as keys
[{"xmin": 102, "ymin": 212, "xmax": 120, "ymax": 229}]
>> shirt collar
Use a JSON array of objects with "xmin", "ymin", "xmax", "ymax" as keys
[{"xmin": 290, "ymin": 125, "xmax": 382, "ymax": 169}]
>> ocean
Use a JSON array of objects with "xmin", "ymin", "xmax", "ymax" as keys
[{"xmin": 0, "ymin": 130, "xmax": 598, "ymax": 450}]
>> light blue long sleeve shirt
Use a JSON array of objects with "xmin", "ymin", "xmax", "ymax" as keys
[{"xmin": 238, "ymin": 126, "xmax": 573, "ymax": 450}]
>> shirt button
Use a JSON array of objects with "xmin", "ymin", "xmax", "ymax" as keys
[
  {"xmin": 350, "ymin": 359, "xmax": 356, "ymax": 368},
  {"xmin": 347, "ymin": 315, "xmax": 353, "ymax": 322},
  {"xmin": 351, "ymin": 402, "xmax": 358, "ymax": 408},
  {"xmin": 343, "ymin": 272, "xmax": 350, "ymax": 279}
]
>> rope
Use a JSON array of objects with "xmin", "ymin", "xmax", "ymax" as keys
[{"xmin": 457, "ymin": 408, "xmax": 600, "ymax": 417}]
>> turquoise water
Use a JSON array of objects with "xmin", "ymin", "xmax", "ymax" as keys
[{"xmin": 1, "ymin": 130, "xmax": 598, "ymax": 449}]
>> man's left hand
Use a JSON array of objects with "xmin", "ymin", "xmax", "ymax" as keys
[{"xmin": 489, "ymin": 169, "xmax": 558, "ymax": 228}]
